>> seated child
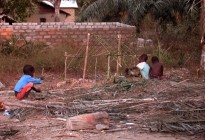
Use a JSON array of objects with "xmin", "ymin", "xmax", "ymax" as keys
[
  {"xmin": 125, "ymin": 67, "xmax": 140, "ymax": 77},
  {"xmin": 149, "ymin": 56, "xmax": 163, "ymax": 79},
  {"xmin": 136, "ymin": 54, "xmax": 150, "ymax": 79},
  {"xmin": 14, "ymin": 64, "xmax": 44, "ymax": 100}
]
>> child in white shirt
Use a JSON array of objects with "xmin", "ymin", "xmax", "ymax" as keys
[{"xmin": 136, "ymin": 54, "xmax": 150, "ymax": 79}]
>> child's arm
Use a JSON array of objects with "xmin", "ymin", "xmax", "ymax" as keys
[
  {"xmin": 31, "ymin": 87, "xmax": 41, "ymax": 92},
  {"xmin": 28, "ymin": 77, "xmax": 43, "ymax": 84}
]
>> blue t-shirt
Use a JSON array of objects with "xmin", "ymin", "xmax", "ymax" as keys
[
  {"xmin": 137, "ymin": 62, "xmax": 150, "ymax": 79},
  {"xmin": 14, "ymin": 75, "xmax": 42, "ymax": 92}
]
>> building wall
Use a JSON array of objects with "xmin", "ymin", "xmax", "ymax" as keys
[
  {"xmin": 61, "ymin": 8, "xmax": 76, "ymax": 22},
  {"xmin": 0, "ymin": 22, "xmax": 136, "ymax": 47},
  {"xmin": 27, "ymin": 3, "xmax": 69, "ymax": 23}
]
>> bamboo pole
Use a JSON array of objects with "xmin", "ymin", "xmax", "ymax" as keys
[
  {"xmin": 133, "ymin": 55, "xmax": 137, "ymax": 67},
  {"xmin": 64, "ymin": 52, "xmax": 68, "ymax": 81},
  {"xmin": 116, "ymin": 34, "xmax": 122, "ymax": 76},
  {"xmin": 83, "ymin": 33, "xmax": 90, "ymax": 82},
  {"xmin": 41, "ymin": 67, "xmax": 45, "ymax": 77},
  {"xmin": 95, "ymin": 57, "xmax": 98, "ymax": 83},
  {"xmin": 107, "ymin": 54, "xmax": 111, "ymax": 78}
]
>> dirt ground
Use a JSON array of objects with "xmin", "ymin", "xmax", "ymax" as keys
[{"xmin": 0, "ymin": 68, "xmax": 205, "ymax": 140}]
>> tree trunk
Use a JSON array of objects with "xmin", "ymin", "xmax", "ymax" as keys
[
  {"xmin": 66, "ymin": 112, "xmax": 109, "ymax": 130},
  {"xmin": 54, "ymin": 0, "xmax": 61, "ymax": 22},
  {"xmin": 45, "ymin": 0, "xmax": 61, "ymax": 22},
  {"xmin": 201, "ymin": 0, "xmax": 205, "ymax": 70}
]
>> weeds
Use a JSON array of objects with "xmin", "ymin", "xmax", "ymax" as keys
[{"xmin": 0, "ymin": 23, "xmax": 202, "ymax": 78}]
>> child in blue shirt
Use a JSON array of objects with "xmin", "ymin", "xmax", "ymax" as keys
[{"xmin": 14, "ymin": 64, "xmax": 44, "ymax": 100}]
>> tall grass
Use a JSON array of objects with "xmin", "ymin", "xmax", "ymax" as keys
[
  {"xmin": 157, "ymin": 23, "xmax": 201, "ymax": 69},
  {"xmin": 0, "ymin": 23, "xmax": 202, "ymax": 78},
  {"xmin": 0, "ymin": 35, "xmax": 81, "ymax": 75}
]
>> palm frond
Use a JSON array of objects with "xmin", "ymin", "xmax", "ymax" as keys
[
  {"xmin": 79, "ymin": 0, "xmax": 131, "ymax": 22},
  {"xmin": 79, "ymin": 0, "xmax": 201, "ymax": 30}
]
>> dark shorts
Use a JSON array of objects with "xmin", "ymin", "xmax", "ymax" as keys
[{"xmin": 150, "ymin": 74, "xmax": 160, "ymax": 79}]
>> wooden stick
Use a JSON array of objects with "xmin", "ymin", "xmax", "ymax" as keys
[
  {"xmin": 133, "ymin": 55, "xmax": 137, "ymax": 67},
  {"xmin": 107, "ymin": 54, "xmax": 111, "ymax": 78},
  {"xmin": 83, "ymin": 33, "xmax": 90, "ymax": 82},
  {"xmin": 64, "ymin": 52, "xmax": 68, "ymax": 81},
  {"xmin": 116, "ymin": 34, "xmax": 122, "ymax": 76},
  {"xmin": 41, "ymin": 67, "xmax": 45, "ymax": 77},
  {"xmin": 52, "ymin": 133, "xmax": 80, "ymax": 138},
  {"xmin": 95, "ymin": 57, "xmax": 98, "ymax": 83}
]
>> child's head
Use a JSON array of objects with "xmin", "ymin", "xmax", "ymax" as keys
[
  {"xmin": 139, "ymin": 54, "xmax": 148, "ymax": 62},
  {"xmin": 23, "ymin": 64, "xmax": 35, "ymax": 76},
  {"xmin": 151, "ymin": 56, "xmax": 159, "ymax": 63}
]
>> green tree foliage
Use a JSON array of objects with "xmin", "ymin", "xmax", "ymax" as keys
[
  {"xmin": 79, "ymin": 0, "xmax": 201, "ymax": 31},
  {"xmin": 77, "ymin": 0, "xmax": 97, "ymax": 11},
  {"xmin": 0, "ymin": 0, "xmax": 39, "ymax": 22},
  {"xmin": 0, "ymin": 0, "xmax": 62, "ymax": 22}
]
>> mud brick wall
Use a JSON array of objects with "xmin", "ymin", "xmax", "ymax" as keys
[{"xmin": 0, "ymin": 22, "xmax": 136, "ymax": 47}]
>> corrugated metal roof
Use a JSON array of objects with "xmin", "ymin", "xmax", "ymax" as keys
[
  {"xmin": 0, "ymin": 14, "xmax": 16, "ymax": 21},
  {"xmin": 42, "ymin": 0, "xmax": 78, "ymax": 8}
]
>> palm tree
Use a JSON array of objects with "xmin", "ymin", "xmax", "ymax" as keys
[
  {"xmin": 79, "ymin": 0, "xmax": 204, "ymax": 68},
  {"xmin": 79, "ymin": 0, "xmax": 200, "ymax": 32}
]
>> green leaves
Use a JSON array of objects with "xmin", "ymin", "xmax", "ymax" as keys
[
  {"xmin": 0, "ymin": 0, "xmax": 38, "ymax": 22},
  {"xmin": 79, "ymin": 0, "xmax": 201, "ymax": 30}
]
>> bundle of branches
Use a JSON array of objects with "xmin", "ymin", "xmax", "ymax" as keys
[
  {"xmin": 144, "ymin": 99, "xmax": 205, "ymax": 134},
  {"xmin": 5, "ymin": 78, "xmax": 205, "ymax": 135},
  {"xmin": 0, "ymin": 124, "xmax": 18, "ymax": 139}
]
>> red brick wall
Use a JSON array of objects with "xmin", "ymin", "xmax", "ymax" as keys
[{"xmin": 0, "ymin": 22, "xmax": 136, "ymax": 47}]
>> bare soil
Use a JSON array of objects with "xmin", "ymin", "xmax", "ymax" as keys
[{"xmin": 0, "ymin": 68, "xmax": 205, "ymax": 140}]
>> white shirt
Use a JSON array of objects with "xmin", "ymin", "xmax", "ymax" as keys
[{"xmin": 136, "ymin": 62, "xmax": 150, "ymax": 79}]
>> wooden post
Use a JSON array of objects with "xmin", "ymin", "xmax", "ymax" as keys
[
  {"xmin": 83, "ymin": 33, "xmax": 90, "ymax": 82},
  {"xmin": 133, "ymin": 55, "xmax": 137, "ymax": 67},
  {"xmin": 64, "ymin": 52, "xmax": 68, "ymax": 81},
  {"xmin": 116, "ymin": 34, "xmax": 122, "ymax": 76},
  {"xmin": 95, "ymin": 57, "xmax": 98, "ymax": 83},
  {"xmin": 41, "ymin": 67, "xmax": 45, "ymax": 77},
  {"xmin": 107, "ymin": 54, "xmax": 111, "ymax": 78}
]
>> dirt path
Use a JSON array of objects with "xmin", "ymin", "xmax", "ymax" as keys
[
  {"xmin": 0, "ymin": 69, "xmax": 205, "ymax": 140},
  {"xmin": 0, "ymin": 113, "xmax": 200, "ymax": 140}
]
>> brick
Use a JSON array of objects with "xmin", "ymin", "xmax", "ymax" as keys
[
  {"xmin": 34, "ymin": 36, "xmax": 43, "ymax": 39},
  {"xmin": 103, "ymin": 28, "xmax": 109, "ymax": 30},
  {"xmin": 0, "ymin": 22, "xmax": 136, "ymax": 48},
  {"xmin": 44, "ymin": 35, "xmax": 51, "ymax": 39},
  {"xmin": 0, "ymin": 32, "xmax": 8, "ymax": 36},
  {"xmin": 76, "ymin": 23, "xmax": 82, "ymax": 25},
  {"xmin": 71, "ymin": 35, "xmax": 77, "ymax": 38},
  {"xmin": 21, "ymin": 26, "xmax": 28, "ymax": 30},
  {"xmin": 18, "ymin": 30, "xmax": 25, "ymax": 33},
  {"xmin": 0, "ymin": 23, "xmax": 9, "ymax": 26},
  {"xmin": 12, "ymin": 23, "xmax": 22, "ymax": 26},
  {"xmin": 101, "ymin": 22, "xmax": 107, "ymax": 25},
  {"xmin": 39, "ymin": 32, "xmax": 46, "ymax": 35}
]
